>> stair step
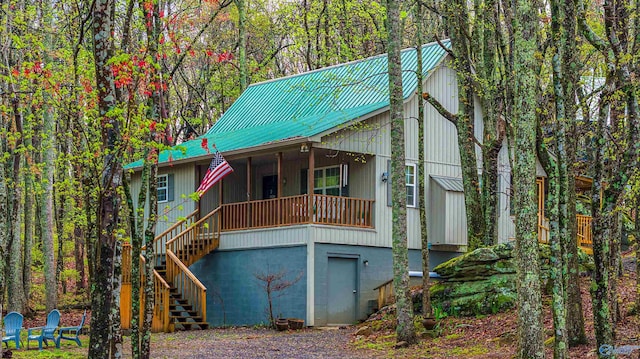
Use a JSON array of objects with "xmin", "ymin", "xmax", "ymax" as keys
[{"xmin": 171, "ymin": 310, "xmax": 199, "ymax": 317}]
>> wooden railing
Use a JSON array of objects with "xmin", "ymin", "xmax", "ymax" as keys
[
  {"xmin": 121, "ymin": 243, "xmax": 172, "ymax": 332},
  {"xmin": 148, "ymin": 209, "xmax": 200, "ymax": 254},
  {"xmin": 576, "ymin": 214, "xmax": 592, "ymax": 248},
  {"xmin": 162, "ymin": 208, "xmax": 221, "ymax": 326},
  {"xmin": 221, "ymin": 194, "xmax": 374, "ymax": 231},
  {"xmin": 537, "ymin": 214, "xmax": 593, "ymax": 250},
  {"xmin": 166, "ymin": 250, "xmax": 207, "ymax": 325},
  {"xmin": 167, "ymin": 208, "xmax": 221, "ymax": 267},
  {"xmin": 537, "ymin": 214, "xmax": 550, "ymax": 244}
]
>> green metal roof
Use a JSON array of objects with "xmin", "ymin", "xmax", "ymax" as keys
[{"xmin": 127, "ymin": 40, "xmax": 450, "ymax": 169}]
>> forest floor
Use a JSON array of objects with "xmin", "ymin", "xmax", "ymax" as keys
[{"xmin": 5, "ymin": 253, "xmax": 639, "ymax": 359}]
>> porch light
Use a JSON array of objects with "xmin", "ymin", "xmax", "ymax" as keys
[
  {"xmin": 363, "ymin": 259, "xmax": 369, "ymax": 266},
  {"xmin": 300, "ymin": 143, "xmax": 309, "ymax": 153},
  {"xmin": 381, "ymin": 172, "xmax": 389, "ymax": 182}
]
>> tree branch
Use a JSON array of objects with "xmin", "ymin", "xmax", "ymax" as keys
[{"xmin": 422, "ymin": 92, "xmax": 457, "ymax": 125}]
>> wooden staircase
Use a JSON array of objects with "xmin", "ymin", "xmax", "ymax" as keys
[{"xmin": 123, "ymin": 207, "xmax": 222, "ymax": 332}]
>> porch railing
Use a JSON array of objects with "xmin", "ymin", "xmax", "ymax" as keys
[
  {"xmin": 537, "ymin": 214, "xmax": 593, "ymax": 250},
  {"xmin": 576, "ymin": 214, "xmax": 592, "ymax": 248},
  {"xmin": 221, "ymin": 194, "xmax": 374, "ymax": 231}
]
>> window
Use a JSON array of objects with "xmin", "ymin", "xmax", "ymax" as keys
[
  {"xmin": 406, "ymin": 164, "xmax": 417, "ymax": 207},
  {"xmin": 386, "ymin": 162, "xmax": 418, "ymax": 207},
  {"xmin": 157, "ymin": 174, "xmax": 169, "ymax": 203},
  {"xmin": 314, "ymin": 166, "xmax": 340, "ymax": 196}
]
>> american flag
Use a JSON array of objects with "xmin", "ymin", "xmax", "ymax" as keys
[{"xmin": 197, "ymin": 152, "xmax": 233, "ymax": 197}]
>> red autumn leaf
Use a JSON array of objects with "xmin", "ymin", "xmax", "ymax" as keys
[
  {"xmin": 188, "ymin": 49, "xmax": 195, "ymax": 57},
  {"xmin": 206, "ymin": 50, "xmax": 213, "ymax": 57},
  {"xmin": 149, "ymin": 121, "xmax": 157, "ymax": 132},
  {"xmin": 11, "ymin": 68, "xmax": 19, "ymax": 77},
  {"xmin": 168, "ymin": 152, "xmax": 173, "ymax": 165},
  {"xmin": 201, "ymin": 138, "xmax": 210, "ymax": 153}
]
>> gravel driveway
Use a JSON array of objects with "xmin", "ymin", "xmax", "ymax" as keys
[{"xmin": 147, "ymin": 327, "xmax": 381, "ymax": 359}]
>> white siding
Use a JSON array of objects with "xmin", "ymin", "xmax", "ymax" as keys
[
  {"xmin": 317, "ymin": 112, "xmax": 390, "ymax": 155},
  {"xmin": 445, "ymin": 192, "xmax": 468, "ymax": 245},
  {"xmin": 130, "ymin": 163, "xmax": 197, "ymax": 248},
  {"xmin": 496, "ymin": 142, "xmax": 547, "ymax": 243},
  {"xmin": 429, "ymin": 180, "xmax": 446, "ymax": 243},
  {"xmin": 219, "ymin": 226, "xmax": 310, "ymax": 250},
  {"xmin": 497, "ymin": 142, "xmax": 515, "ymax": 243}
]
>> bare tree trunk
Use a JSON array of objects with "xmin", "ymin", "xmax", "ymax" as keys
[
  {"xmin": 89, "ymin": 0, "xmax": 123, "ymax": 355},
  {"xmin": 236, "ymin": 0, "xmax": 247, "ymax": 92},
  {"xmin": 513, "ymin": 0, "xmax": 545, "ymax": 357},
  {"xmin": 23, "ymin": 109, "xmax": 34, "ymax": 309},
  {"xmin": 415, "ymin": 0, "xmax": 431, "ymax": 318},
  {"xmin": 7, "ymin": 98, "xmax": 25, "ymax": 313},
  {"xmin": 41, "ymin": 102, "xmax": 58, "ymax": 313},
  {"xmin": 387, "ymin": 0, "xmax": 416, "ymax": 346},
  {"xmin": 561, "ymin": 0, "xmax": 587, "ymax": 344}
]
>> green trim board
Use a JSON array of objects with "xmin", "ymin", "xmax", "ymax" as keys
[{"xmin": 127, "ymin": 40, "xmax": 450, "ymax": 170}]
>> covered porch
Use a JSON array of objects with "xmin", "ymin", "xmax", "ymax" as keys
[
  {"xmin": 536, "ymin": 177, "xmax": 593, "ymax": 254},
  {"xmin": 198, "ymin": 144, "xmax": 377, "ymax": 231}
]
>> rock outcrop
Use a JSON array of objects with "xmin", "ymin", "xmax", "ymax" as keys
[{"xmin": 425, "ymin": 242, "xmax": 593, "ymax": 317}]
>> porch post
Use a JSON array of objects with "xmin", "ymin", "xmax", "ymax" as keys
[
  {"xmin": 277, "ymin": 152, "xmax": 282, "ymax": 198},
  {"xmin": 308, "ymin": 147, "xmax": 314, "ymax": 223},
  {"xmin": 247, "ymin": 157, "xmax": 251, "ymax": 228},
  {"xmin": 277, "ymin": 152, "xmax": 282, "ymax": 225}
]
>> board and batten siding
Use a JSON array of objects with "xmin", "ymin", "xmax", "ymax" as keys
[
  {"xmin": 130, "ymin": 163, "xmax": 197, "ymax": 252},
  {"xmin": 218, "ymin": 226, "xmax": 310, "ymax": 250},
  {"xmin": 496, "ymin": 142, "xmax": 547, "ymax": 243}
]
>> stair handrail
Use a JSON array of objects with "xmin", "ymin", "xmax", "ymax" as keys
[
  {"xmin": 163, "ymin": 207, "xmax": 220, "ymax": 328},
  {"xmin": 166, "ymin": 249, "xmax": 207, "ymax": 324},
  {"xmin": 145, "ymin": 209, "xmax": 200, "ymax": 253},
  {"xmin": 166, "ymin": 207, "xmax": 221, "ymax": 267},
  {"xmin": 140, "ymin": 254, "xmax": 172, "ymax": 332}
]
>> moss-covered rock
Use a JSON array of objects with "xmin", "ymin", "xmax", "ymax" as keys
[
  {"xmin": 427, "ymin": 241, "xmax": 594, "ymax": 317},
  {"xmin": 430, "ymin": 274, "xmax": 517, "ymax": 316}
]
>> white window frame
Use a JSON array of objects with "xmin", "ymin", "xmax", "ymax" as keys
[
  {"xmin": 406, "ymin": 164, "xmax": 417, "ymax": 207},
  {"xmin": 157, "ymin": 174, "xmax": 169, "ymax": 203},
  {"xmin": 314, "ymin": 165, "xmax": 341, "ymax": 196}
]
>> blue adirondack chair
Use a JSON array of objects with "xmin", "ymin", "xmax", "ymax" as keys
[
  {"xmin": 27, "ymin": 309, "xmax": 60, "ymax": 350},
  {"xmin": 56, "ymin": 310, "xmax": 86, "ymax": 347},
  {"xmin": 2, "ymin": 311, "xmax": 24, "ymax": 349}
]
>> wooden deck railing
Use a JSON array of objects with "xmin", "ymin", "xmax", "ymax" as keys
[
  {"xmin": 221, "ymin": 194, "xmax": 374, "ymax": 231},
  {"xmin": 537, "ymin": 214, "xmax": 593, "ymax": 250},
  {"xmin": 576, "ymin": 214, "xmax": 592, "ymax": 248}
]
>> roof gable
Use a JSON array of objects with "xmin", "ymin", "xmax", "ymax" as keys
[{"xmin": 127, "ymin": 40, "xmax": 450, "ymax": 169}]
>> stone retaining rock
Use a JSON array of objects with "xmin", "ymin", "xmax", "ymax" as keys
[{"xmin": 422, "ymin": 242, "xmax": 594, "ymax": 317}]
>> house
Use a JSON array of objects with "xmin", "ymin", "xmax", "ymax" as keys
[{"xmin": 123, "ymin": 40, "xmax": 591, "ymax": 332}]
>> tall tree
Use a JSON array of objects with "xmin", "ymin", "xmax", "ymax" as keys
[
  {"xmin": 236, "ymin": 0, "xmax": 247, "ymax": 92},
  {"xmin": 577, "ymin": 0, "xmax": 640, "ymax": 352},
  {"xmin": 89, "ymin": 0, "xmax": 124, "ymax": 356},
  {"xmin": 423, "ymin": 0, "xmax": 506, "ymax": 251},
  {"xmin": 414, "ymin": 0, "xmax": 431, "ymax": 318},
  {"xmin": 512, "ymin": 0, "xmax": 545, "ymax": 357},
  {"xmin": 386, "ymin": 0, "xmax": 417, "ymax": 345},
  {"xmin": 558, "ymin": 0, "xmax": 587, "ymax": 344}
]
